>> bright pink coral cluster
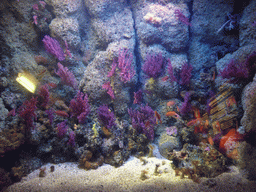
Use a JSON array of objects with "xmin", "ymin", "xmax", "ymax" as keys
[
  {"xmin": 108, "ymin": 49, "xmax": 135, "ymax": 83},
  {"xmin": 42, "ymin": 35, "xmax": 65, "ymax": 61},
  {"xmin": 174, "ymin": 9, "xmax": 192, "ymax": 26},
  {"xmin": 55, "ymin": 63, "xmax": 78, "ymax": 89},
  {"xmin": 102, "ymin": 81, "xmax": 115, "ymax": 99}
]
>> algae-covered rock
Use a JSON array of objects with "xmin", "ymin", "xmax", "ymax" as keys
[{"xmin": 158, "ymin": 132, "xmax": 182, "ymax": 159}]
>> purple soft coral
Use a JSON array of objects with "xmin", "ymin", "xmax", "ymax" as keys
[
  {"xmin": 18, "ymin": 97, "xmax": 38, "ymax": 131},
  {"xmin": 128, "ymin": 104, "xmax": 156, "ymax": 140},
  {"xmin": 220, "ymin": 59, "xmax": 249, "ymax": 83},
  {"xmin": 37, "ymin": 84, "xmax": 49, "ymax": 108},
  {"xmin": 67, "ymin": 131, "xmax": 76, "ymax": 147},
  {"xmin": 69, "ymin": 91, "xmax": 90, "ymax": 124},
  {"xmin": 167, "ymin": 58, "xmax": 177, "ymax": 82},
  {"xmin": 98, "ymin": 104, "xmax": 116, "ymax": 130},
  {"xmin": 179, "ymin": 62, "xmax": 193, "ymax": 86},
  {"xmin": 102, "ymin": 81, "xmax": 115, "ymax": 99},
  {"xmin": 142, "ymin": 52, "xmax": 164, "ymax": 79},
  {"xmin": 107, "ymin": 49, "xmax": 135, "ymax": 83},
  {"xmin": 133, "ymin": 89, "xmax": 143, "ymax": 104},
  {"xmin": 180, "ymin": 92, "xmax": 191, "ymax": 116},
  {"xmin": 118, "ymin": 49, "xmax": 135, "ymax": 83},
  {"xmin": 55, "ymin": 63, "xmax": 78, "ymax": 89},
  {"xmin": 174, "ymin": 9, "xmax": 192, "ymax": 26},
  {"xmin": 42, "ymin": 35, "xmax": 65, "ymax": 61},
  {"xmin": 56, "ymin": 120, "xmax": 68, "ymax": 138}
]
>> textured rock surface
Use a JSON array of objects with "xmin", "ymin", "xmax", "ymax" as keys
[
  {"xmin": 49, "ymin": 17, "xmax": 81, "ymax": 48},
  {"xmin": 238, "ymin": 141, "xmax": 256, "ymax": 180},
  {"xmin": 135, "ymin": 3, "xmax": 189, "ymax": 52},
  {"xmin": 241, "ymin": 74, "xmax": 256, "ymax": 133},
  {"xmin": 158, "ymin": 132, "xmax": 182, "ymax": 159},
  {"xmin": 189, "ymin": 0, "xmax": 237, "ymax": 72},
  {"xmin": 239, "ymin": 0, "xmax": 256, "ymax": 46}
]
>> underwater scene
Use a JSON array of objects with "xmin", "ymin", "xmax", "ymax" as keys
[{"xmin": 1, "ymin": 0, "xmax": 256, "ymax": 191}]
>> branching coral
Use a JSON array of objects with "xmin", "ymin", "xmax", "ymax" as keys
[
  {"xmin": 55, "ymin": 63, "xmax": 78, "ymax": 89},
  {"xmin": 179, "ymin": 63, "xmax": 193, "ymax": 86},
  {"xmin": 220, "ymin": 59, "xmax": 249, "ymax": 83},
  {"xmin": 128, "ymin": 104, "xmax": 156, "ymax": 140},
  {"xmin": 142, "ymin": 52, "xmax": 164, "ymax": 79},
  {"xmin": 18, "ymin": 97, "xmax": 38, "ymax": 131},
  {"xmin": 69, "ymin": 91, "xmax": 90, "ymax": 124},
  {"xmin": 98, "ymin": 104, "xmax": 116, "ymax": 130}
]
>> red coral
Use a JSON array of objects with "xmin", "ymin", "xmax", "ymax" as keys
[
  {"xmin": 18, "ymin": 97, "xmax": 38, "ymax": 131},
  {"xmin": 69, "ymin": 91, "xmax": 90, "ymax": 124}
]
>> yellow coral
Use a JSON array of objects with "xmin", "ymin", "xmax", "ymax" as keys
[{"xmin": 92, "ymin": 123, "xmax": 98, "ymax": 138}]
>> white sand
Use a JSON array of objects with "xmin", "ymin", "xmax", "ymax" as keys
[{"xmin": 5, "ymin": 155, "xmax": 256, "ymax": 192}]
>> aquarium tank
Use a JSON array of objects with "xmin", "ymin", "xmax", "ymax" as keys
[{"xmin": 1, "ymin": 0, "xmax": 256, "ymax": 191}]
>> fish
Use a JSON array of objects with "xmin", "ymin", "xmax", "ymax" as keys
[
  {"xmin": 212, "ymin": 71, "xmax": 216, "ymax": 81},
  {"xmin": 48, "ymin": 82, "xmax": 57, "ymax": 88},
  {"xmin": 193, "ymin": 108, "xmax": 201, "ymax": 119},
  {"xmin": 37, "ymin": 69, "xmax": 46, "ymax": 76},
  {"xmin": 208, "ymin": 136, "xmax": 214, "ymax": 145},
  {"xmin": 154, "ymin": 111, "xmax": 162, "ymax": 124},
  {"xmin": 187, "ymin": 119, "xmax": 201, "ymax": 126},
  {"xmin": 167, "ymin": 100, "xmax": 176, "ymax": 107},
  {"xmin": 162, "ymin": 76, "xmax": 169, "ymax": 81},
  {"xmin": 166, "ymin": 111, "xmax": 180, "ymax": 119},
  {"xmin": 55, "ymin": 110, "xmax": 69, "ymax": 117}
]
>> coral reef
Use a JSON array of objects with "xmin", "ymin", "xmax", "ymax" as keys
[{"xmin": 1, "ymin": 0, "xmax": 256, "ymax": 190}]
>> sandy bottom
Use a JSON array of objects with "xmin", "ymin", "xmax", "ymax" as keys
[{"xmin": 5, "ymin": 155, "xmax": 256, "ymax": 192}]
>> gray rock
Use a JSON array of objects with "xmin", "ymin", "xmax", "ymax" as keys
[
  {"xmin": 0, "ymin": 98, "xmax": 8, "ymax": 121},
  {"xmin": 239, "ymin": 0, "xmax": 256, "ymax": 46},
  {"xmin": 158, "ymin": 132, "xmax": 182, "ymax": 159},
  {"xmin": 49, "ymin": 17, "xmax": 81, "ymax": 49},
  {"xmin": 241, "ymin": 74, "xmax": 256, "ymax": 133}
]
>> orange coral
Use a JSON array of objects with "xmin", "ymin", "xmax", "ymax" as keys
[{"xmin": 219, "ymin": 129, "xmax": 243, "ymax": 159}]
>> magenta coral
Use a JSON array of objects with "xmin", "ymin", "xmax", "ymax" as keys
[
  {"xmin": 220, "ymin": 59, "xmax": 249, "ymax": 83},
  {"xmin": 102, "ymin": 81, "xmax": 115, "ymax": 99},
  {"xmin": 56, "ymin": 120, "xmax": 68, "ymax": 138},
  {"xmin": 55, "ymin": 63, "xmax": 78, "ymax": 89},
  {"xmin": 167, "ymin": 58, "xmax": 177, "ymax": 82},
  {"xmin": 133, "ymin": 89, "xmax": 143, "ymax": 104},
  {"xmin": 69, "ymin": 91, "xmax": 90, "ymax": 124},
  {"xmin": 142, "ymin": 52, "xmax": 164, "ymax": 79},
  {"xmin": 67, "ymin": 131, "xmax": 76, "ymax": 147},
  {"xmin": 107, "ymin": 49, "xmax": 135, "ymax": 83},
  {"xmin": 107, "ymin": 59, "xmax": 117, "ymax": 78},
  {"xmin": 98, "ymin": 104, "xmax": 116, "ymax": 130},
  {"xmin": 179, "ymin": 62, "xmax": 193, "ymax": 86},
  {"xmin": 128, "ymin": 104, "xmax": 156, "ymax": 140},
  {"xmin": 45, "ymin": 108, "xmax": 54, "ymax": 125},
  {"xmin": 118, "ymin": 49, "xmax": 135, "ymax": 83},
  {"xmin": 180, "ymin": 92, "xmax": 191, "ymax": 116},
  {"xmin": 37, "ymin": 84, "xmax": 49, "ymax": 108},
  {"xmin": 42, "ymin": 35, "xmax": 65, "ymax": 61},
  {"xmin": 18, "ymin": 97, "xmax": 38, "ymax": 131},
  {"xmin": 174, "ymin": 9, "xmax": 192, "ymax": 26}
]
